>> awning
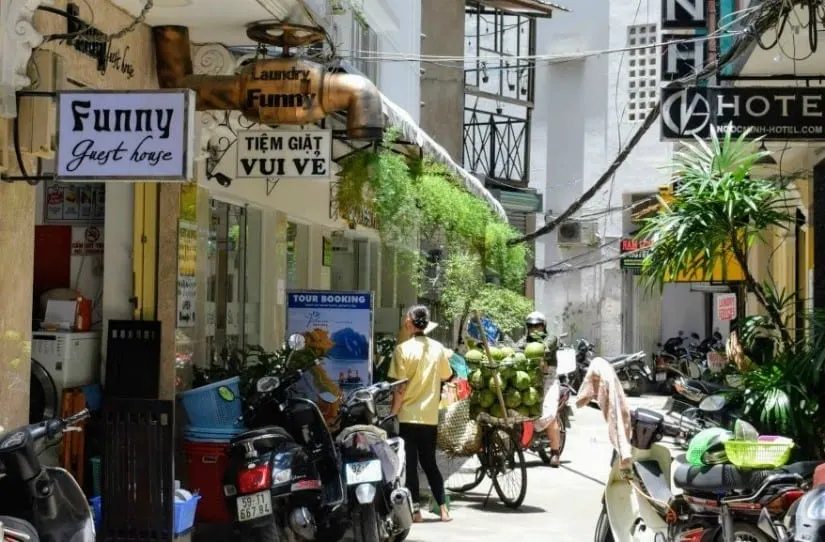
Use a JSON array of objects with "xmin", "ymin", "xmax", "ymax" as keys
[
  {"xmin": 379, "ymin": 94, "xmax": 508, "ymax": 221},
  {"xmin": 467, "ymin": 0, "xmax": 569, "ymax": 16}
]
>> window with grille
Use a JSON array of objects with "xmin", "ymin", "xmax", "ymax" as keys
[
  {"xmin": 352, "ymin": 15, "xmax": 379, "ymax": 83},
  {"xmin": 626, "ymin": 24, "xmax": 658, "ymax": 122}
]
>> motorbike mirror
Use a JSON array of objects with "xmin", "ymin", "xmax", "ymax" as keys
[
  {"xmin": 288, "ymin": 333, "xmax": 306, "ymax": 350},
  {"xmin": 691, "ymin": 332, "xmax": 700, "ymax": 339},
  {"xmin": 699, "ymin": 393, "xmax": 727, "ymax": 412},
  {"xmin": 257, "ymin": 376, "xmax": 280, "ymax": 393},
  {"xmin": 318, "ymin": 391, "xmax": 338, "ymax": 403},
  {"xmin": 757, "ymin": 508, "xmax": 780, "ymax": 538}
]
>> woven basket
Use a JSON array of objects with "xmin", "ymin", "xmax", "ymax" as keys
[{"xmin": 438, "ymin": 399, "xmax": 483, "ymax": 456}]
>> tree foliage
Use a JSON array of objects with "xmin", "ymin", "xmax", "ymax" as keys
[
  {"xmin": 638, "ymin": 127, "xmax": 795, "ymax": 349},
  {"xmin": 334, "ymin": 132, "xmax": 530, "ymax": 325}
]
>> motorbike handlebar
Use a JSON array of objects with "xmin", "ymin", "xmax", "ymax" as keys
[{"xmin": 29, "ymin": 408, "xmax": 90, "ymax": 441}]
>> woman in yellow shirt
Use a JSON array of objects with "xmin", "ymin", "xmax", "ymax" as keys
[{"xmin": 388, "ymin": 305, "xmax": 453, "ymax": 522}]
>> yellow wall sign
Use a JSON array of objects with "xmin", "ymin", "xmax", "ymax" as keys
[{"xmin": 664, "ymin": 251, "xmax": 745, "ymax": 283}]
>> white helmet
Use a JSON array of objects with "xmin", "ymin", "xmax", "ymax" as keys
[{"xmin": 525, "ymin": 311, "xmax": 547, "ymax": 327}]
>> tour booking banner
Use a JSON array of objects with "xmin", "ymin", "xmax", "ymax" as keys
[{"xmin": 286, "ymin": 290, "xmax": 374, "ymax": 399}]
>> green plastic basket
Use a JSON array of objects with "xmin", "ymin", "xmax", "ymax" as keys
[
  {"xmin": 724, "ymin": 439, "xmax": 794, "ymax": 469},
  {"xmin": 90, "ymin": 456, "xmax": 102, "ymax": 497}
]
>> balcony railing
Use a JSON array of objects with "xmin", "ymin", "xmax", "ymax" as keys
[{"xmin": 463, "ymin": 109, "xmax": 528, "ymax": 183}]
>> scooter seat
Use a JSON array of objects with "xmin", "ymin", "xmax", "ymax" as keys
[
  {"xmin": 673, "ymin": 459, "xmax": 821, "ymax": 492},
  {"xmin": 606, "ymin": 354, "xmax": 631, "ymax": 364},
  {"xmin": 230, "ymin": 425, "xmax": 293, "ymax": 446},
  {"xmin": 684, "ymin": 379, "xmax": 729, "ymax": 395}
]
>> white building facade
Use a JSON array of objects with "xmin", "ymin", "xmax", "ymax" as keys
[{"xmin": 530, "ymin": 0, "xmax": 697, "ymax": 355}]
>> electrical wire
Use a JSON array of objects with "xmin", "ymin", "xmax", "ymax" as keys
[
  {"xmin": 335, "ymin": 8, "xmax": 757, "ymax": 66},
  {"xmin": 514, "ymin": 0, "xmax": 792, "ymax": 259}
]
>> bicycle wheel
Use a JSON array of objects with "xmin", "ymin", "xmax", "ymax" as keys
[
  {"xmin": 488, "ymin": 428, "xmax": 527, "ymax": 508},
  {"xmin": 441, "ymin": 450, "xmax": 485, "ymax": 493}
]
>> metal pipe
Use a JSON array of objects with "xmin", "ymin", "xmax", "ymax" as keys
[{"xmin": 152, "ymin": 25, "xmax": 384, "ymax": 140}]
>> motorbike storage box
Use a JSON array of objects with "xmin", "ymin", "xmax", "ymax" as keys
[{"xmin": 631, "ymin": 408, "xmax": 664, "ymax": 450}]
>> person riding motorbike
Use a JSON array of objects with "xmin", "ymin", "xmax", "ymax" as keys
[{"xmin": 515, "ymin": 311, "xmax": 563, "ymax": 468}]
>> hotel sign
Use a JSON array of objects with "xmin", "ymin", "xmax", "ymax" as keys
[{"xmin": 661, "ymin": 86, "xmax": 825, "ymax": 141}]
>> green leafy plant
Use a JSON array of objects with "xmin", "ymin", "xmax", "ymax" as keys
[
  {"xmin": 639, "ymin": 127, "xmax": 795, "ymax": 350},
  {"xmin": 191, "ymin": 343, "xmax": 315, "ymax": 405},
  {"xmin": 334, "ymin": 138, "xmax": 528, "ymax": 294}
]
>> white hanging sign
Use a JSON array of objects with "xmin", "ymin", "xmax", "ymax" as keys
[
  {"xmin": 236, "ymin": 129, "xmax": 332, "ymax": 179},
  {"xmin": 55, "ymin": 90, "xmax": 196, "ymax": 181}
]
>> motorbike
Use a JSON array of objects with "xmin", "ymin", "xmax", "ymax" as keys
[
  {"xmin": 757, "ymin": 463, "xmax": 825, "ymax": 541},
  {"xmin": 595, "ymin": 406, "xmax": 816, "ymax": 542},
  {"xmin": 602, "ymin": 351, "xmax": 650, "ymax": 397},
  {"xmin": 0, "ymin": 409, "xmax": 94, "ymax": 542},
  {"xmin": 222, "ymin": 334, "xmax": 348, "ymax": 542},
  {"xmin": 567, "ymin": 338, "xmax": 594, "ymax": 392},
  {"xmin": 335, "ymin": 379, "xmax": 413, "ymax": 542}
]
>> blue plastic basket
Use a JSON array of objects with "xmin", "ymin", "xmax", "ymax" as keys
[
  {"xmin": 89, "ymin": 496, "xmax": 102, "ymax": 530},
  {"xmin": 173, "ymin": 494, "xmax": 201, "ymax": 535},
  {"xmin": 81, "ymin": 384, "xmax": 103, "ymax": 412},
  {"xmin": 184, "ymin": 425, "xmax": 246, "ymax": 443},
  {"xmin": 89, "ymin": 494, "xmax": 201, "ymax": 535},
  {"xmin": 178, "ymin": 377, "xmax": 243, "ymax": 428}
]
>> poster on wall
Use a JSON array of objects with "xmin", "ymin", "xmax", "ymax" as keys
[
  {"xmin": 44, "ymin": 181, "xmax": 105, "ymax": 225},
  {"xmin": 716, "ymin": 293, "xmax": 737, "ymax": 322},
  {"xmin": 177, "ymin": 221, "xmax": 196, "ymax": 328},
  {"xmin": 286, "ymin": 290, "xmax": 374, "ymax": 399},
  {"xmin": 236, "ymin": 129, "xmax": 332, "ymax": 179}
]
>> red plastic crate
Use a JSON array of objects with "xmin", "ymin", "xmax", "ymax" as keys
[{"xmin": 184, "ymin": 441, "xmax": 231, "ymax": 523}]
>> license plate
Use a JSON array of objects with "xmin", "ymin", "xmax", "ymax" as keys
[
  {"xmin": 656, "ymin": 373, "xmax": 667, "ymax": 382},
  {"xmin": 345, "ymin": 460, "xmax": 382, "ymax": 485},
  {"xmin": 236, "ymin": 490, "xmax": 272, "ymax": 522}
]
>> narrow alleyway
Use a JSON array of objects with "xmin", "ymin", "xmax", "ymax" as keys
[
  {"xmin": 194, "ymin": 395, "xmax": 666, "ymax": 541},
  {"xmin": 351, "ymin": 395, "xmax": 666, "ymax": 541}
]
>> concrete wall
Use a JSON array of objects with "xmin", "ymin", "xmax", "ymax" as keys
[
  {"xmin": 530, "ymin": 0, "xmax": 675, "ymax": 353},
  {"xmin": 419, "ymin": 0, "xmax": 464, "ymax": 161}
]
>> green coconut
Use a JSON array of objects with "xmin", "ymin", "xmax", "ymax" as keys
[
  {"xmin": 465, "ymin": 349, "xmax": 484, "ymax": 363},
  {"xmin": 524, "ymin": 342, "xmax": 547, "ymax": 360},
  {"xmin": 504, "ymin": 389, "xmax": 522, "ymax": 409},
  {"xmin": 522, "ymin": 387, "xmax": 541, "ymax": 407}
]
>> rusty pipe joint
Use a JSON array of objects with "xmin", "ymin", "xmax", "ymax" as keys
[{"xmin": 152, "ymin": 25, "xmax": 384, "ymax": 140}]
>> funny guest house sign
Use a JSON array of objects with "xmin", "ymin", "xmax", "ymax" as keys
[
  {"xmin": 236, "ymin": 129, "xmax": 332, "ymax": 179},
  {"xmin": 56, "ymin": 90, "xmax": 196, "ymax": 181}
]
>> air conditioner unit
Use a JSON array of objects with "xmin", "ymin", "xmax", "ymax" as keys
[
  {"xmin": 330, "ymin": 232, "xmax": 353, "ymax": 252},
  {"xmin": 557, "ymin": 220, "xmax": 598, "ymax": 247}
]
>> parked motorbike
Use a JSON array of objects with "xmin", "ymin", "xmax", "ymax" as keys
[
  {"xmin": 568, "ymin": 339, "xmax": 594, "ymax": 392},
  {"xmin": 0, "ymin": 409, "xmax": 94, "ymax": 542},
  {"xmin": 757, "ymin": 463, "xmax": 825, "ymax": 541},
  {"xmin": 603, "ymin": 351, "xmax": 650, "ymax": 396},
  {"xmin": 669, "ymin": 377, "xmax": 741, "ymax": 430},
  {"xmin": 335, "ymin": 379, "xmax": 413, "ymax": 542},
  {"xmin": 595, "ymin": 407, "xmax": 816, "ymax": 542},
  {"xmin": 223, "ymin": 334, "xmax": 348, "ymax": 542}
]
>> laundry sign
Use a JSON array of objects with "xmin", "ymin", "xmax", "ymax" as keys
[
  {"xmin": 55, "ymin": 90, "xmax": 196, "ymax": 181},
  {"xmin": 716, "ymin": 293, "xmax": 737, "ymax": 322},
  {"xmin": 236, "ymin": 129, "xmax": 332, "ymax": 179}
]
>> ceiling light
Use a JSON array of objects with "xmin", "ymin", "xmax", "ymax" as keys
[{"xmin": 755, "ymin": 141, "xmax": 777, "ymax": 166}]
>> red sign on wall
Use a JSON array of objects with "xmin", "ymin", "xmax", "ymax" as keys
[
  {"xmin": 716, "ymin": 293, "xmax": 737, "ymax": 321},
  {"xmin": 620, "ymin": 238, "xmax": 653, "ymax": 271}
]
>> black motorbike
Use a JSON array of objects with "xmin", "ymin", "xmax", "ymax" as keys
[
  {"xmin": 0, "ymin": 409, "xmax": 94, "ymax": 542},
  {"xmin": 336, "ymin": 380, "xmax": 413, "ymax": 542},
  {"xmin": 604, "ymin": 351, "xmax": 650, "ymax": 397},
  {"xmin": 222, "ymin": 334, "xmax": 347, "ymax": 542},
  {"xmin": 568, "ymin": 338, "xmax": 594, "ymax": 391}
]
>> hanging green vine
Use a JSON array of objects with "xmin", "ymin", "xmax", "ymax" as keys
[{"xmin": 334, "ymin": 131, "xmax": 530, "ymax": 301}]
